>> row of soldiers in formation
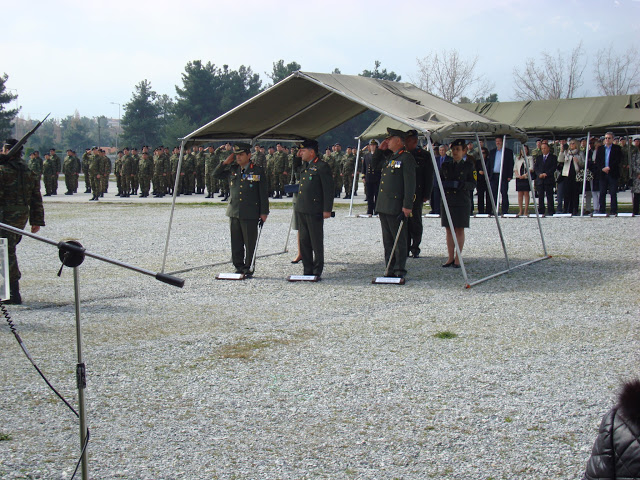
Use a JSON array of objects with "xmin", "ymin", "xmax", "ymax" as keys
[{"xmin": 25, "ymin": 142, "xmax": 368, "ymax": 201}]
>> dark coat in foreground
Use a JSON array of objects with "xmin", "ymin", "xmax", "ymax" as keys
[{"xmin": 583, "ymin": 379, "xmax": 640, "ymax": 480}]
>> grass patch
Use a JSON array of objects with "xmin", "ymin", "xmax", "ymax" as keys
[
  {"xmin": 433, "ymin": 330, "xmax": 458, "ymax": 339},
  {"xmin": 0, "ymin": 433, "xmax": 11, "ymax": 441},
  {"xmin": 218, "ymin": 330, "xmax": 314, "ymax": 360},
  {"xmin": 505, "ymin": 417, "xmax": 513, "ymax": 423}
]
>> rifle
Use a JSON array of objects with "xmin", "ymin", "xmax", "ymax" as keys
[{"xmin": 2, "ymin": 113, "xmax": 50, "ymax": 159}]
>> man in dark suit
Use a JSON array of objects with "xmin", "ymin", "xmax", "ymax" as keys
[
  {"xmin": 361, "ymin": 139, "xmax": 382, "ymax": 215},
  {"xmin": 488, "ymin": 136, "xmax": 514, "ymax": 215},
  {"xmin": 533, "ymin": 141, "xmax": 557, "ymax": 215},
  {"xmin": 595, "ymin": 132, "xmax": 623, "ymax": 214},
  {"xmin": 430, "ymin": 144, "xmax": 450, "ymax": 215},
  {"xmin": 404, "ymin": 130, "xmax": 434, "ymax": 258}
]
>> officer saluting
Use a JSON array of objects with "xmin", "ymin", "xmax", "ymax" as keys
[
  {"xmin": 375, "ymin": 128, "xmax": 416, "ymax": 279},
  {"xmin": 213, "ymin": 143, "xmax": 269, "ymax": 276},
  {"xmin": 295, "ymin": 139, "xmax": 334, "ymax": 279}
]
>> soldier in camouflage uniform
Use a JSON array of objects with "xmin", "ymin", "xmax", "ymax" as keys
[
  {"xmin": 342, "ymin": 146, "xmax": 356, "ymax": 199},
  {"xmin": 195, "ymin": 145, "xmax": 206, "ymax": 194},
  {"xmin": 63, "ymin": 149, "xmax": 80, "ymax": 195},
  {"xmin": 131, "ymin": 147, "xmax": 140, "ymax": 195},
  {"xmin": 204, "ymin": 145, "xmax": 216, "ymax": 198},
  {"xmin": 215, "ymin": 144, "xmax": 232, "ymax": 200},
  {"xmin": 82, "ymin": 148, "xmax": 92, "ymax": 193},
  {"xmin": 49, "ymin": 149, "xmax": 61, "ymax": 194},
  {"xmin": 331, "ymin": 143, "xmax": 345, "ymax": 198},
  {"xmin": 153, "ymin": 147, "xmax": 170, "ymax": 197},
  {"xmin": 1, "ymin": 139, "xmax": 46, "ymax": 304},
  {"xmin": 265, "ymin": 146, "xmax": 275, "ymax": 197},
  {"xmin": 120, "ymin": 148, "xmax": 133, "ymax": 197},
  {"xmin": 100, "ymin": 149, "xmax": 111, "ymax": 196},
  {"xmin": 531, "ymin": 139, "xmax": 542, "ymax": 158},
  {"xmin": 42, "ymin": 153, "xmax": 56, "ymax": 196},
  {"xmin": 88, "ymin": 149, "xmax": 103, "ymax": 200},
  {"xmin": 169, "ymin": 147, "xmax": 181, "ymax": 195},
  {"xmin": 114, "ymin": 150, "xmax": 123, "ymax": 196},
  {"xmin": 272, "ymin": 143, "xmax": 289, "ymax": 199},
  {"xmin": 28, "ymin": 151, "xmax": 43, "ymax": 186},
  {"xmin": 181, "ymin": 147, "xmax": 196, "ymax": 195},
  {"xmin": 138, "ymin": 151, "xmax": 154, "ymax": 197}
]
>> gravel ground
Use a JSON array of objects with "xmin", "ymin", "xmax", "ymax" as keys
[{"xmin": 0, "ymin": 197, "xmax": 638, "ymax": 480}]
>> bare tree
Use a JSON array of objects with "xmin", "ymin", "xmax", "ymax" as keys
[
  {"xmin": 414, "ymin": 49, "xmax": 494, "ymax": 103},
  {"xmin": 595, "ymin": 44, "xmax": 640, "ymax": 95},
  {"xmin": 512, "ymin": 42, "xmax": 586, "ymax": 100}
]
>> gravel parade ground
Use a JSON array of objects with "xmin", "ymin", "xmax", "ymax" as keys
[{"xmin": 1, "ymin": 191, "xmax": 638, "ymax": 479}]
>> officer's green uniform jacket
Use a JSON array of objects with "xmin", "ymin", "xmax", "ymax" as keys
[
  {"xmin": 295, "ymin": 157, "xmax": 334, "ymax": 214},
  {"xmin": 375, "ymin": 149, "xmax": 416, "ymax": 215},
  {"xmin": 213, "ymin": 161, "xmax": 269, "ymax": 219}
]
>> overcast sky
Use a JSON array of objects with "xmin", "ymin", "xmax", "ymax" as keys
[{"xmin": 3, "ymin": 0, "xmax": 639, "ymax": 121}]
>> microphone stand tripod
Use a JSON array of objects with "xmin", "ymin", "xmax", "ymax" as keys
[{"xmin": 0, "ymin": 221, "xmax": 185, "ymax": 480}]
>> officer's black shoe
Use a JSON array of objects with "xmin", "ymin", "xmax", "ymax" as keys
[
  {"xmin": 218, "ymin": 193, "xmax": 225, "ymax": 198},
  {"xmin": 185, "ymin": 192, "xmax": 191, "ymax": 195},
  {"xmin": 65, "ymin": 191, "xmax": 73, "ymax": 195},
  {"xmin": 343, "ymin": 195, "xmax": 351, "ymax": 199},
  {"xmin": 222, "ymin": 195, "xmax": 229, "ymax": 201},
  {"xmin": 100, "ymin": 193, "xmax": 104, "ymax": 197},
  {"xmin": 85, "ymin": 188, "xmax": 91, "ymax": 193}
]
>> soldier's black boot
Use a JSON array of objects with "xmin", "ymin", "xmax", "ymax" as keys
[
  {"xmin": 85, "ymin": 187, "xmax": 91, "ymax": 193},
  {"xmin": 5, "ymin": 281, "xmax": 21, "ymax": 305}
]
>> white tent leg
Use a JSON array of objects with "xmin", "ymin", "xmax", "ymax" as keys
[
  {"xmin": 476, "ymin": 134, "xmax": 510, "ymax": 269},
  {"xmin": 348, "ymin": 138, "xmax": 362, "ymax": 217},
  {"xmin": 580, "ymin": 132, "xmax": 591, "ymax": 216},
  {"xmin": 161, "ymin": 139, "xmax": 186, "ymax": 273},
  {"xmin": 426, "ymin": 135, "xmax": 469, "ymax": 286}
]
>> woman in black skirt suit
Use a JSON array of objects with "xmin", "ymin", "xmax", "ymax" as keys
[{"xmin": 440, "ymin": 139, "xmax": 477, "ymax": 268}]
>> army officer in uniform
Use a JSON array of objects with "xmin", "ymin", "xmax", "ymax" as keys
[
  {"xmin": 440, "ymin": 139, "xmax": 477, "ymax": 268},
  {"xmin": 375, "ymin": 128, "xmax": 416, "ymax": 279},
  {"xmin": 295, "ymin": 139, "xmax": 334, "ymax": 279},
  {"xmin": 213, "ymin": 143, "xmax": 269, "ymax": 276}
]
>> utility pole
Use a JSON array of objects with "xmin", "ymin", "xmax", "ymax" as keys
[{"xmin": 110, "ymin": 102, "xmax": 121, "ymax": 150}]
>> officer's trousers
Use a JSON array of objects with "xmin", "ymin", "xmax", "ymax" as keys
[
  {"xmin": 296, "ymin": 212, "xmax": 324, "ymax": 276},
  {"xmin": 230, "ymin": 217, "xmax": 258, "ymax": 272}
]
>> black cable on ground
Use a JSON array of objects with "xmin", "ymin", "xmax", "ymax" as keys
[{"xmin": 2, "ymin": 300, "xmax": 90, "ymax": 480}]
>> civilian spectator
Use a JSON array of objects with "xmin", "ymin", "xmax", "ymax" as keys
[
  {"xmin": 533, "ymin": 141, "xmax": 557, "ymax": 216},
  {"xmin": 488, "ymin": 136, "xmax": 514, "ymax": 215},
  {"xmin": 595, "ymin": 132, "xmax": 623, "ymax": 215}
]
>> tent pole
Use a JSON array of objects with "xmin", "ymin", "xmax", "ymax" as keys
[
  {"xmin": 475, "ymin": 134, "xmax": 510, "ymax": 269},
  {"xmin": 283, "ymin": 208, "xmax": 295, "ymax": 254},
  {"xmin": 496, "ymin": 135, "xmax": 507, "ymax": 216},
  {"xmin": 348, "ymin": 138, "xmax": 361, "ymax": 217},
  {"xmin": 521, "ymin": 146, "xmax": 548, "ymax": 257},
  {"xmin": 580, "ymin": 132, "xmax": 591, "ymax": 216},
  {"xmin": 161, "ymin": 139, "xmax": 186, "ymax": 273},
  {"xmin": 426, "ymin": 135, "xmax": 469, "ymax": 286},
  {"xmin": 467, "ymin": 256, "xmax": 551, "ymax": 288}
]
